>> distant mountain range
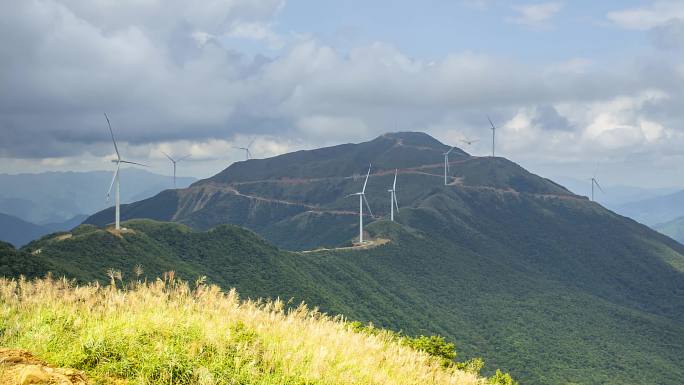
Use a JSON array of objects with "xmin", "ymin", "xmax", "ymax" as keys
[
  {"xmin": 6, "ymin": 132, "xmax": 684, "ymax": 384},
  {"xmin": 551, "ymin": 176, "xmax": 677, "ymax": 207},
  {"xmin": 0, "ymin": 213, "xmax": 88, "ymax": 248},
  {"xmin": 612, "ymin": 190, "xmax": 684, "ymax": 226},
  {"xmin": 0, "ymin": 169, "xmax": 196, "ymax": 225},
  {"xmin": 555, "ymin": 176, "xmax": 684, "ymax": 235},
  {"xmin": 654, "ymin": 216, "xmax": 684, "ymax": 244},
  {"xmin": 0, "ymin": 169, "xmax": 196, "ymax": 246}
]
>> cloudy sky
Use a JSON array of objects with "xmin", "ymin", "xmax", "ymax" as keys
[{"xmin": 1, "ymin": 0, "xmax": 683, "ymax": 188}]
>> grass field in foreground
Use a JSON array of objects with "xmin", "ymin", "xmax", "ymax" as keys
[{"xmin": 0, "ymin": 275, "xmax": 500, "ymax": 385}]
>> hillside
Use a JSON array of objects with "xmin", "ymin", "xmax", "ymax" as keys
[
  {"xmin": 17, "ymin": 131, "xmax": 684, "ymax": 384},
  {"xmin": 0, "ymin": 276, "xmax": 493, "ymax": 385},
  {"xmin": 11, "ymin": 213, "xmax": 684, "ymax": 385}
]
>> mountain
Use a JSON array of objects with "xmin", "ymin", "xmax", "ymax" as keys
[
  {"xmin": 614, "ymin": 189, "xmax": 684, "ymax": 226},
  {"xmin": 0, "ymin": 213, "xmax": 49, "ymax": 247},
  {"xmin": 0, "ymin": 213, "xmax": 90, "ymax": 247},
  {"xmin": 11, "ymin": 131, "xmax": 684, "ymax": 384},
  {"xmin": 0, "ymin": 169, "xmax": 196, "ymax": 225},
  {"xmin": 86, "ymin": 132, "xmax": 567, "ymax": 250}
]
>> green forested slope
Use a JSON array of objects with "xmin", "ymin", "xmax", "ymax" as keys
[{"xmin": 9, "ymin": 213, "xmax": 684, "ymax": 385}]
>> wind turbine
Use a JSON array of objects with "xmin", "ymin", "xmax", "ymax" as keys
[
  {"xmin": 388, "ymin": 169, "xmax": 399, "ymax": 221},
  {"xmin": 591, "ymin": 176, "xmax": 604, "ymax": 202},
  {"xmin": 488, "ymin": 116, "xmax": 497, "ymax": 157},
  {"xmin": 443, "ymin": 147, "xmax": 455, "ymax": 186},
  {"xmin": 161, "ymin": 151, "xmax": 190, "ymax": 188},
  {"xmin": 104, "ymin": 113, "xmax": 147, "ymax": 230},
  {"xmin": 347, "ymin": 164, "xmax": 373, "ymax": 244},
  {"xmin": 234, "ymin": 138, "xmax": 255, "ymax": 160}
]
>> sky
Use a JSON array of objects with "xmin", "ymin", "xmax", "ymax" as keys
[{"xmin": 1, "ymin": 0, "xmax": 684, "ymax": 188}]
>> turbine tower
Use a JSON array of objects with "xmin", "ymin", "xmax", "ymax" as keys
[
  {"xmin": 234, "ymin": 138, "xmax": 255, "ymax": 160},
  {"xmin": 388, "ymin": 169, "xmax": 399, "ymax": 221},
  {"xmin": 347, "ymin": 164, "xmax": 373, "ymax": 244},
  {"xmin": 591, "ymin": 176, "xmax": 604, "ymax": 202},
  {"xmin": 104, "ymin": 113, "xmax": 147, "ymax": 230},
  {"xmin": 443, "ymin": 147, "xmax": 455, "ymax": 186},
  {"xmin": 488, "ymin": 116, "xmax": 497, "ymax": 157},
  {"xmin": 161, "ymin": 151, "xmax": 190, "ymax": 188}
]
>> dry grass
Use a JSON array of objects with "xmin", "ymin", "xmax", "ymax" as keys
[{"xmin": 0, "ymin": 276, "xmax": 484, "ymax": 385}]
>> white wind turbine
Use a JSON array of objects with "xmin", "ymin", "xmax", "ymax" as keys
[
  {"xmin": 443, "ymin": 147, "xmax": 455, "ymax": 186},
  {"xmin": 591, "ymin": 176, "xmax": 604, "ymax": 202},
  {"xmin": 234, "ymin": 138, "xmax": 255, "ymax": 160},
  {"xmin": 104, "ymin": 113, "xmax": 147, "ymax": 230},
  {"xmin": 347, "ymin": 164, "xmax": 374, "ymax": 244},
  {"xmin": 161, "ymin": 151, "xmax": 190, "ymax": 188},
  {"xmin": 488, "ymin": 116, "xmax": 497, "ymax": 157},
  {"xmin": 388, "ymin": 169, "xmax": 399, "ymax": 221}
]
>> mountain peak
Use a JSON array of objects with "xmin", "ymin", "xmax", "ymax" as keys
[
  {"xmin": 378, "ymin": 131, "xmax": 450, "ymax": 149},
  {"xmin": 204, "ymin": 131, "xmax": 469, "ymax": 184}
]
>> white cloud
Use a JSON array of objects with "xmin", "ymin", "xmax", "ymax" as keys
[
  {"xmin": 2, "ymin": 0, "xmax": 684, "ymax": 186},
  {"xmin": 608, "ymin": 1, "xmax": 684, "ymax": 30},
  {"xmin": 544, "ymin": 58, "xmax": 594, "ymax": 75},
  {"xmin": 508, "ymin": 2, "xmax": 564, "ymax": 28},
  {"xmin": 297, "ymin": 115, "xmax": 369, "ymax": 140},
  {"xmin": 225, "ymin": 21, "xmax": 284, "ymax": 49}
]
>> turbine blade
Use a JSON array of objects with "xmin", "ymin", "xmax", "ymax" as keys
[
  {"xmin": 594, "ymin": 179, "xmax": 605, "ymax": 193},
  {"xmin": 104, "ymin": 113, "xmax": 120, "ymax": 159},
  {"xmin": 161, "ymin": 151, "xmax": 174, "ymax": 162},
  {"xmin": 487, "ymin": 115, "xmax": 496, "ymax": 130},
  {"xmin": 446, "ymin": 146, "xmax": 455, "ymax": 155},
  {"xmin": 106, "ymin": 163, "xmax": 120, "ymax": 200},
  {"xmin": 119, "ymin": 160, "xmax": 149, "ymax": 167},
  {"xmin": 363, "ymin": 194, "xmax": 374, "ymax": 218},
  {"xmin": 247, "ymin": 138, "xmax": 256, "ymax": 148},
  {"xmin": 177, "ymin": 154, "xmax": 191, "ymax": 162},
  {"xmin": 393, "ymin": 169, "xmax": 397, "ymax": 190},
  {"xmin": 362, "ymin": 164, "xmax": 371, "ymax": 193}
]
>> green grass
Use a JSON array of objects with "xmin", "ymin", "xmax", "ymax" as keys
[{"xmin": 0, "ymin": 276, "xmax": 491, "ymax": 385}]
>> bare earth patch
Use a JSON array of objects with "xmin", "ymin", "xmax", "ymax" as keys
[
  {"xmin": 54, "ymin": 234, "xmax": 72, "ymax": 242},
  {"xmin": 300, "ymin": 238, "xmax": 391, "ymax": 253},
  {"xmin": 0, "ymin": 349, "xmax": 88, "ymax": 385}
]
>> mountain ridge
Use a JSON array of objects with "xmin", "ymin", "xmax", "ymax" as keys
[{"xmin": 15, "ymin": 131, "xmax": 684, "ymax": 384}]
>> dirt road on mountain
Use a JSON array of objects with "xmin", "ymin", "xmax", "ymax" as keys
[
  {"xmin": 186, "ymin": 157, "xmax": 583, "ymax": 220},
  {"xmin": 299, "ymin": 237, "xmax": 391, "ymax": 253}
]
